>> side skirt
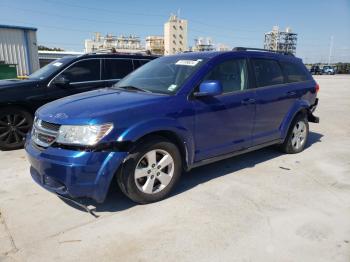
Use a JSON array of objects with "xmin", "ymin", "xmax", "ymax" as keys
[{"xmin": 187, "ymin": 139, "xmax": 283, "ymax": 171}]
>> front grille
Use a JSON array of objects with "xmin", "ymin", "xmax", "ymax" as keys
[
  {"xmin": 41, "ymin": 121, "xmax": 60, "ymax": 132},
  {"xmin": 32, "ymin": 119, "xmax": 60, "ymax": 148}
]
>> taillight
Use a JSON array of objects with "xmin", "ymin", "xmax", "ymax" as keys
[{"xmin": 315, "ymin": 83, "xmax": 320, "ymax": 93}]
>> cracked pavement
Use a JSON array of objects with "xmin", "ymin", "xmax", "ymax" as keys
[{"xmin": 0, "ymin": 75, "xmax": 350, "ymax": 262}]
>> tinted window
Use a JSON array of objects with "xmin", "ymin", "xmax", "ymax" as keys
[
  {"xmin": 60, "ymin": 59, "xmax": 100, "ymax": 82},
  {"xmin": 133, "ymin": 59, "xmax": 151, "ymax": 69},
  {"xmin": 252, "ymin": 59, "xmax": 284, "ymax": 87},
  {"xmin": 281, "ymin": 61, "xmax": 308, "ymax": 82},
  {"xmin": 204, "ymin": 59, "xmax": 248, "ymax": 93},
  {"xmin": 102, "ymin": 59, "xmax": 133, "ymax": 80},
  {"xmin": 28, "ymin": 56, "xmax": 75, "ymax": 80}
]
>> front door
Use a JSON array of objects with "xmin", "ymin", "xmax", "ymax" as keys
[
  {"xmin": 192, "ymin": 58, "xmax": 256, "ymax": 161},
  {"xmin": 47, "ymin": 59, "xmax": 103, "ymax": 101}
]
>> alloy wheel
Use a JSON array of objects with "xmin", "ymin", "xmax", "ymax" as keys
[
  {"xmin": 291, "ymin": 121, "xmax": 307, "ymax": 150},
  {"xmin": 0, "ymin": 113, "xmax": 30, "ymax": 146},
  {"xmin": 134, "ymin": 149, "xmax": 175, "ymax": 194}
]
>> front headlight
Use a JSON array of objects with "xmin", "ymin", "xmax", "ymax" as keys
[{"xmin": 56, "ymin": 123, "xmax": 113, "ymax": 146}]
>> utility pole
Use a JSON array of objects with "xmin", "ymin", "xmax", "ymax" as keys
[{"xmin": 328, "ymin": 36, "xmax": 334, "ymax": 65}]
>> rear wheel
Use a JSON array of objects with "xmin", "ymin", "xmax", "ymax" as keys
[
  {"xmin": 279, "ymin": 113, "xmax": 309, "ymax": 154},
  {"xmin": 117, "ymin": 136, "xmax": 182, "ymax": 204},
  {"xmin": 0, "ymin": 108, "xmax": 33, "ymax": 150}
]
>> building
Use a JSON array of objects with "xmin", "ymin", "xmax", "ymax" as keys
[
  {"xmin": 216, "ymin": 43, "xmax": 230, "ymax": 51},
  {"xmin": 164, "ymin": 15, "xmax": 188, "ymax": 55},
  {"xmin": 38, "ymin": 50, "xmax": 83, "ymax": 67},
  {"xmin": 192, "ymin": 37, "xmax": 215, "ymax": 52},
  {"xmin": 145, "ymin": 36, "xmax": 164, "ymax": 55},
  {"xmin": 0, "ymin": 24, "xmax": 40, "ymax": 76},
  {"xmin": 85, "ymin": 32, "xmax": 144, "ymax": 53},
  {"xmin": 264, "ymin": 26, "xmax": 297, "ymax": 55}
]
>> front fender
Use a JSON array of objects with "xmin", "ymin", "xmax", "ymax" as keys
[
  {"xmin": 116, "ymin": 117, "xmax": 195, "ymax": 166},
  {"xmin": 280, "ymin": 99, "xmax": 311, "ymax": 140}
]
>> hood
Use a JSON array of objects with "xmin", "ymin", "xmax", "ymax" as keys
[
  {"xmin": 0, "ymin": 79, "xmax": 40, "ymax": 90},
  {"xmin": 37, "ymin": 88, "xmax": 169, "ymax": 124}
]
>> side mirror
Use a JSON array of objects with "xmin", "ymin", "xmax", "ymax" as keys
[
  {"xmin": 53, "ymin": 75, "xmax": 70, "ymax": 88},
  {"xmin": 194, "ymin": 80, "xmax": 223, "ymax": 97}
]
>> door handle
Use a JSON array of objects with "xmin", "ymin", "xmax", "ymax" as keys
[
  {"xmin": 287, "ymin": 91, "xmax": 296, "ymax": 97},
  {"xmin": 241, "ymin": 98, "xmax": 256, "ymax": 105}
]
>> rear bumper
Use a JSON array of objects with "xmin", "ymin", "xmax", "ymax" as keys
[
  {"xmin": 308, "ymin": 98, "xmax": 319, "ymax": 123},
  {"xmin": 25, "ymin": 138, "xmax": 127, "ymax": 203}
]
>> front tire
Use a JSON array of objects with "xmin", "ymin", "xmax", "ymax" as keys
[
  {"xmin": 0, "ymin": 107, "xmax": 33, "ymax": 151},
  {"xmin": 279, "ymin": 114, "xmax": 309, "ymax": 154},
  {"xmin": 117, "ymin": 136, "xmax": 182, "ymax": 204}
]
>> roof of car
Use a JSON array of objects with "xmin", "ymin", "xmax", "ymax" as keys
[
  {"xmin": 167, "ymin": 50, "xmax": 300, "ymax": 61},
  {"xmin": 77, "ymin": 53, "xmax": 159, "ymax": 59}
]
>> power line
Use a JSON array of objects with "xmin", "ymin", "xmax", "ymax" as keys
[{"xmin": 0, "ymin": 5, "xmax": 161, "ymax": 28}]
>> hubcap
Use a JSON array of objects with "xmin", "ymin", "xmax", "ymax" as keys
[
  {"xmin": 291, "ymin": 121, "xmax": 307, "ymax": 150},
  {"xmin": 0, "ymin": 114, "xmax": 30, "ymax": 146},
  {"xmin": 134, "ymin": 149, "xmax": 175, "ymax": 194}
]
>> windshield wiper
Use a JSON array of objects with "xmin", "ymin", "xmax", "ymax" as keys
[{"xmin": 114, "ymin": 85, "xmax": 152, "ymax": 93}]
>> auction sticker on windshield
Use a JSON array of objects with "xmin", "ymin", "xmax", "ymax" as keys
[{"xmin": 175, "ymin": 59, "xmax": 202, "ymax": 66}]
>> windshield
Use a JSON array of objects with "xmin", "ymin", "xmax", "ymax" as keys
[
  {"xmin": 114, "ymin": 56, "xmax": 208, "ymax": 94},
  {"xmin": 28, "ymin": 56, "xmax": 75, "ymax": 80}
]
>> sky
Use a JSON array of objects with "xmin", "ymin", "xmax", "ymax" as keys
[{"xmin": 0, "ymin": 0, "xmax": 349, "ymax": 63}]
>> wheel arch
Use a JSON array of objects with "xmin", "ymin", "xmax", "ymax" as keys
[
  {"xmin": 0, "ymin": 103, "xmax": 35, "ymax": 115},
  {"xmin": 280, "ymin": 100, "xmax": 310, "ymax": 141}
]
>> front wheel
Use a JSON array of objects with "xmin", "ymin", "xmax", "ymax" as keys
[
  {"xmin": 279, "ymin": 114, "xmax": 309, "ymax": 154},
  {"xmin": 0, "ymin": 108, "xmax": 33, "ymax": 150},
  {"xmin": 117, "ymin": 136, "xmax": 182, "ymax": 204}
]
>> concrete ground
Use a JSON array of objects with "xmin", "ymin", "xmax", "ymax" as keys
[{"xmin": 0, "ymin": 75, "xmax": 349, "ymax": 262}]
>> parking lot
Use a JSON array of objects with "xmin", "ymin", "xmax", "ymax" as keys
[{"xmin": 0, "ymin": 75, "xmax": 349, "ymax": 262}]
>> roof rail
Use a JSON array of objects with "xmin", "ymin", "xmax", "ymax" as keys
[
  {"xmin": 233, "ymin": 47, "xmax": 294, "ymax": 56},
  {"xmin": 85, "ymin": 49, "xmax": 153, "ymax": 56}
]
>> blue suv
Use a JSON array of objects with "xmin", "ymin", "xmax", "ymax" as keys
[{"xmin": 25, "ymin": 47, "xmax": 319, "ymax": 204}]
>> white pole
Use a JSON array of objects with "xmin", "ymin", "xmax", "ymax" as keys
[{"xmin": 328, "ymin": 36, "xmax": 334, "ymax": 65}]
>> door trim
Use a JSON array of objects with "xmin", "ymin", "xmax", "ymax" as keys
[{"xmin": 188, "ymin": 138, "xmax": 282, "ymax": 170}]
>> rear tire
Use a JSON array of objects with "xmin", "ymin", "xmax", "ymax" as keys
[
  {"xmin": 0, "ymin": 107, "xmax": 33, "ymax": 151},
  {"xmin": 117, "ymin": 136, "xmax": 182, "ymax": 204},
  {"xmin": 279, "ymin": 113, "xmax": 309, "ymax": 154}
]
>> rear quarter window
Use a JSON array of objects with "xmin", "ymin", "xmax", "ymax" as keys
[
  {"xmin": 252, "ymin": 59, "xmax": 284, "ymax": 87},
  {"xmin": 281, "ymin": 61, "xmax": 309, "ymax": 83}
]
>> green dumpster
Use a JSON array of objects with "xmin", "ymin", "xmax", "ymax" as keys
[{"xmin": 0, "ymin": 64, "xmax": 17, "ymax": 80}]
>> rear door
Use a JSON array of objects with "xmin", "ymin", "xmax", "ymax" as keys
[
  {"xmin": 250, "ymin": 58, "xmax": 296, "ymax": 145},
  {"xmin": 192, "ymin": 57, "xmax": 256, "ymax": 161},
  {"xmin": 102, "ymin": 58, "xmax": 134, "ymax": 87}
]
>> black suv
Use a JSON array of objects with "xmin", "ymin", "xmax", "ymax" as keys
[
  {"xmin": 0, "ymin": 53, "xmax": 157, "ymax": 150},
  {"xmin": 310, "ymin": 65, "xmax": 322, "ymax": 75}
]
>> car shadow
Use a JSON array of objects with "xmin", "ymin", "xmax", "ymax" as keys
[{"xmin": 59, "ymin": 131, "xmax": 323, "ymax": 215}]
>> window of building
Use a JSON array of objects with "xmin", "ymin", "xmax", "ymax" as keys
[
  {"xmin": 102, "ymin": 59, "xmax": 133, "ymax": 80},
  {"xmin": 173, "ymin": 34, "xmax": 176, "ymax": 38},
  {"xmin": 203, "ymin": 59, "xmax": 249, "ymax": 93},
  {"xmin": 280, "ymin": 61, "xmax": 308, "ymax": 83},
  {"xmin": 60, "ymin": 59, "xmax": 100, "ymax": 83},
  {"xmin": 252, "ymin": 59, "xmax": 284, "ymax": 87},
  {"xmin": 173, "ymin": 40, "xmax": 176, "ymax": 45},
  {"xmin": 179, "ymin": 25, "xmax": 183, "ymax": 30},
  {"xmin": 179, "ymin": 41, "xmax": 183, "ymax": 45},
  {"xmin": 179, "ymin": 34, "xmax": 183, "ymax": 39},
  {"xmin": 173, "ymin": 25, "xmax": 176, "ymax": 30}
]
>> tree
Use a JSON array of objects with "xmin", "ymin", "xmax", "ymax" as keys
[{"xmin": 38, "ymin": 45, "xmax": 64, "ymax": 51}]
